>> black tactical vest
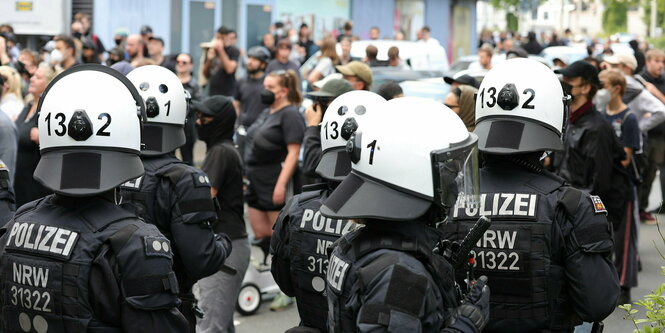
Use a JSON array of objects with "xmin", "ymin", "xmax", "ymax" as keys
[
  {"xmin": 0, "ymin": 196, "xmax": 149, "ymax": 332},
  {"xmin": 327, "ymin": 222, "xmax": 459, "ymax": 333},
  {"xmin": 280, "ymin": 184, "xmax": 358, "ymax": 331},
  {"xmin": 120, "ymin": 155, "xmax": 215, "ymax": 293},
  {"xmin": 443, "ymin": 165, "xmax": 576, "ymax": 332}
]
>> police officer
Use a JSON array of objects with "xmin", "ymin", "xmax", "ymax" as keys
[
  {"xmin": 321, "ymin": 96, "xmax": 490, "ymax": 333},
  {"xmin": 443, "ymin": 58, "xmax": 620, "ymax": 332},
  {"xmin": 271, "ymin": 90, "xmax": 384, "ymax": 332},
  {"xmin": 0, "ymin": 64, "xmax": 189, "ymax": 332},
  {"xmin": 123, "ymin": 65, "xmax": 231, "ymax": 331},
  {"xmin": 0, "ymin": 160, "xmax": 15, "ymax": 227}
]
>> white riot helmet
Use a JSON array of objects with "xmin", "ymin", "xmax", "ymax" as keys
[
  {"xmin": 127, "ymin": 65, "xmax": 188, "ymax": 155},
  {"xmin": 474, "ymin": 58, "xmax": 570, "ymax": 154},
  {"xmin": 317, "ymin": 90, "xmax": 386, "ymax": 181},
  {"xmin": 34, "ymin": 64, "xmax": 145, "ymax": 196},
  {"xmin": 321, "ymin": 97, "xmax": 480, "ymax": 221}
]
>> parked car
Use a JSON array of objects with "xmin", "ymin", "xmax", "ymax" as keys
[{"xmin": 399, "ymin": 68, "xmax": 488, "ymax": 103}]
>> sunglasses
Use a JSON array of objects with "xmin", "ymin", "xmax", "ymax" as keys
[{"xmin": 176, "ymin": 61, "xmax": 191, "ymax": 65}]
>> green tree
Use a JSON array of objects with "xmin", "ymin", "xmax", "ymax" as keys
[
  {"xmin": 602, "ymin": 0, "xmax": 629, "ymax": 34},
  {"xmin": 643, "ymin": 0, "xmax": 665, "ymax": 36},
  {"xmin": 490, "ymin": 0, "xmax": 521, "ymax": 31}
]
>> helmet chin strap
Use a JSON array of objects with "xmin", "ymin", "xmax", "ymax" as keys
[{"xmin": 114, "ymin": 187, "xmax": 122, "ymax": 205}]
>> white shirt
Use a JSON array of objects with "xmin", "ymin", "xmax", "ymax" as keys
[{"xmin": 0, "ymin": 94, "xmax": 24, "ymax": 121}]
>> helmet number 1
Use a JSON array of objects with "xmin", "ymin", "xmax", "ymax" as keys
[
  {"xmin": 480, "ymin": 87, "xmax": 497, "ymax": 108},
  {"xmin": 164, "ymin": 100, "xmax": 171, "ymax": 116},
  {"xmin": 367, "ymin": 139, "xmax": 377, "ymax": 165}
]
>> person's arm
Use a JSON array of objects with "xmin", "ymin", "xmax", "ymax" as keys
[
  {"xmin": 273, "ymin": 143, "xmax": 300, "ymax": 205},
  {"xmin": 621, "ymin": 147, "xmax": 634, "ymax": 168},
  {"xmin": 216, "ymin": 42, "xmax": 238, "ymax": 75},
  {"xmin": 644, "ymin": 81, "xmax": 665, "ymax": 104},
  {"xmin": 232, "ymin": 100, "xmax": 241, "ymax": 117},
  {"xmin": 302, "ymin": 104, "xmax": 324, "ymax": 178},
  {"xmin": 307, "ymin": 57, "xmax": 330, "ymax": 85},
  {"xmin": 632, "ymin": 90, "xmax": 665, "ymax": 131},
  {"xmin": 170, "ymin": 168, "xmax": 231, "ymax": 279},
  {"xmin": 562, "ymin": 192, "xmax": 620, "ymax": 322},
  {"xmin": 0, "ymin": 122, "xmax": 17, "ymax": 180},
  {"xmin": 202, "ymin": 47, "xmax": 216, "ymax": 79}
]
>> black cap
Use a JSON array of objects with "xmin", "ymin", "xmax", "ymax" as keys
[
  {"xmin": 192, "ymin": 95, "xmax": 234, "ymax": 117},
  {"xmin": 140, "ymin": 25, "xmax": 153, "ymax": 35},
  {"xmin": 443, "ymin": 73, "xmax": 480, "ymax": 89},
  {"xmin": 554, "ymin": 60, "xmax": 600, "ymax": 86},
  {"xmin": 148, "ymin": 36, "xmax": 164, "ymax": 45}
]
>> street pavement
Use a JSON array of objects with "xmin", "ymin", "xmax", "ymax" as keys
[{"xmin": 188, "ymin": 142, "xmax": 665, "ymax": 333}]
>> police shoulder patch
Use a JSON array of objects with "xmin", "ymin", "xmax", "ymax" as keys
[
  {"xmin": 191, "ymin": 172, "xmax": 211, "ymax": 188},
  {"xmin": 144, "ymin": 236, "xmax": 172, "ymax": 258},
  {"xmin": 589, "ymin": 195, "xmax": 607, "ymax": 215}
]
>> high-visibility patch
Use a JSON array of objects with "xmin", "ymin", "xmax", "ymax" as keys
[{"xmin": 589, "ymin": 195, "xmax": 607, "ymax": 214}]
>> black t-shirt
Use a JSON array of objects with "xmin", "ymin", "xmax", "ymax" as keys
[
  {"xmin": 638, "ymin": 69, "xmax": 665, "ymax": 135},
  {"xmin": 201, "ymin": 141, "xmax": 247, "ymax": 239},
  {"xmin": 208, "ymin": 46, "xmax": 240, "ymax": 97},
  {"xmin": 14, "ymin": 104, "xmax": 51, "ymax": 206},
  {"xmin": 235, "ymin": 75, "xmax": 267, "ymax": 128},
  {"xmin": 245, "ymin": 105, "xmax": 305, "ymax": 165}
]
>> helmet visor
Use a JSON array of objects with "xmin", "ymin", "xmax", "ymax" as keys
[{"xmin": 432, "ymin": 133, "xmax": 480, "ymax": 210}]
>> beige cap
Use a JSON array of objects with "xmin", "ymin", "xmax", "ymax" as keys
[
  {"xmin": 605, "ymin": 54, "xmax": 637, "ymax": 71},
  {"xmin": 336, "ymin": 61, "xmax": 373, "ymax": 87}
]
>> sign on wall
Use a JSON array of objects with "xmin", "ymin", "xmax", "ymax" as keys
[{"xmin": 0, "ymin": 0, "xmax": 70, "ymax": 35}]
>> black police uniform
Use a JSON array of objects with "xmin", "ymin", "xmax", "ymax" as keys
[
  {"xmin": 302, "ymin": 126, "xmax": 322, "ymax": 180},
  {"xmin": 271, "ymin": 183, "xmax": 358, "ymax": 332},
  {"xmin": 443, "ymin": 158, "xmax": 620, "ymax": 332},
  {"xmin": 0, "ymin": 160, "xmax": 15, "ymax": 227},
  {"xmin": 327, "ymin": 220, "xmax": 480, "ymax": 333},
  {"xmin": 120, "ymin": 154, "xmax": 231, "ymax": 331},
  {"xmin": 0, "ymin": 194, "xmax": 189, "ymax": 332}
]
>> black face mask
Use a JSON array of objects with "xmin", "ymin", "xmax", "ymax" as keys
[
  {"xmin": 72, "ymin": 32, "xmax": 82, "ymax": 39},
  {"xmin": 260, "ymin": 89, "xmax": 275, "ymax": 105},
  {"xmin": 196, "ymin": 123, "xmax": 214, "ymax": 142},
  {"xmin": 114, "ymin": 38, "xmax": 123, "ymax": 46}
]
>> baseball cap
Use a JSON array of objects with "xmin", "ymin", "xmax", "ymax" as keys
[
  {"xmin": 336, "ymin": 61, "xmax": 373, "ymax": 87},
  {"xmin": 192, "ymin": 95, "xmax": 234, "ymax": 117},
  {"xmin": 148, "ymin": 36, "xmax": 164, "ymax": 45},
  {"xmin": 605, "ymin": 54, "xmax": 637, "ymax": 71},
  {"xmin": 313, "ymin": 73, "xmax": 343, "ymax": 89},
  {"xmin": 308, "ymin": 78, "xmax": 353, "ymax": 98},
  {"xmin": 140, "ymin": 25, "xmax": 153, "ymax": 35},
  {"xmin": 443, "ymin": 72, "xmax": 480, "ymax": 89},
  {"xmin": 554, "ymin": 60, "xmax": 600, "ymax": 86}
]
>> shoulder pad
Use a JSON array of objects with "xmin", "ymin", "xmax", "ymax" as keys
[
  {"xmin": 163, "ymin": 163, "xmax": 212, "ymax": 188},
  {"xmin": 161, "ymin": 163, "xmax": 189, "ymax": 185},
  {"xmin": 14, "ymin": 196, "xmax": 47, "ymax": 218},
  {"xmin": 302, "ymin": 183, "xmax": 329, "ymax": 192},
  {"xmin": 297, "ymin": 185, "xmax": 329, "ymax": 203},
  {"xmin": 525, "ymin": 170, "xmax": 565, "ymax": 194},
  {"xmin": 79, "ymin": 200, "xmax": 137, "ymax": 232},
  {"xmin": 558, "ymin": 186, "xmax": 583, "ymax": 217}
]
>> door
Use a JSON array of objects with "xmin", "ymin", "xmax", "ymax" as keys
[{"xmin": 246, "ymin": 4, "xmax": 271, "ymax": 49}]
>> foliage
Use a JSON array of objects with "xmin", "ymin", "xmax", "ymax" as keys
[
  {"xmin": 643, "ymin": 0, "xmax": 665, "ymax": 36},
  {"xmin": 602, "ymin": 0, "xmax": 629, "ymax": 35},
  {"xmin": 506, "ymin": 12, "xmax": 519, "ymax": 32},
  {"xmin": 619, "ymin": 221, "xmax": 665, "ymax": 333}
]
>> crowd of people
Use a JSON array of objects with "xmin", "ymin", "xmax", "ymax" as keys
[{"xmin": 0, "ymin": 10, "xmax": 662, "ymax": 332}]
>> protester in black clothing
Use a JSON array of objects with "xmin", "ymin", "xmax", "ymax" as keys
[
  {"xmin": 73, "ymin": 12, "xmax": 106, "ymax": 61},
  {"xmin": 194, "ymin": 95, "xmax": 250, "ymax": 333},
  {"xmin": 244, "ymin": 70, "xmax": 304, "ymax": 241},
  {"xmin": 234, "ymin": 46, "xmax": 270, "ymax": 160},
  {"xmin": 176, "ymin": 52, "xmax": 201, "ymax": 165},
  {"xmin": 523, "ymin": 31, "xmax": 543, "ymax": 55},
  {"xmin": 204, "ymin": 26, "xmax": 240, "ymax": 97},
  {"xmin": 14, "ymin": 64, "xmax": 55, "ymax": 206},
  {"xmin": 630, "ymin": 40, "xmax": 645, "ymax": 74},
  {"xmin": 553, "ymin": 61, "xmax": 631, "ymax": 229}
]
